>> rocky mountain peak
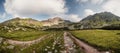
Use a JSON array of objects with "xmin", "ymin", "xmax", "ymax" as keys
[{"xmin": 41, "ymin": 17, "xmax": 65, "ymax": 26}]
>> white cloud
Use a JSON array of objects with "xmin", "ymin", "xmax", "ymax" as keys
[
  {"xmin": 4, "ymin": 0, "xmax": 67, "ymax": 17},
  {"xmin": 77, "ymin": 0, "xmax": 104, "ymax": 4},
  {"xmin": 91, "ymin": 0, "xmax": 103, "ymax": 4},
  {"xmin": 65, "ymin": 14, "xmax": 81, "ymax": 22},
  {"xmin": 102, "ymin": 0, "xmax": 120, "ymax": 16},
  {"xmin": 84, "ymin": 9, "xmax": 95, "ymax": 17}
]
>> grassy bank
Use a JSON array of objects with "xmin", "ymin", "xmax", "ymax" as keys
[
  {"xmin": 71, "ymin": 30, "xmax": 120, "ymax": 53},
  {"xmin": 0, "ymin": 29, "xmax": 50, "ymax": 41}
]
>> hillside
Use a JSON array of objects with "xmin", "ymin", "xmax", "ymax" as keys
[
  {"xmin": 41, "ymin": 17, "xmax": 71, "ymax": 26},
  {"xmin": 0, "ymin": 17, "xmax": 73, "ymax": 31},
  {"xmin": 41, "ymin": 17, "xmax": 72, "ymax": 30},
  {"xmin": 79, "ymin": 12, "xmax": 120, "ymax": 29},
  {"xmin": 41, "ymin": 17, "xmax": 64, "ymax": 26},
  {"xmin": 0, "ymin": 17, "xmax": 42, "ymax": 32}
]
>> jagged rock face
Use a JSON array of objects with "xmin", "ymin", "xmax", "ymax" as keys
[{"xmin": 41, "ymin": 17, "xmax": 64, "ymax": 26}]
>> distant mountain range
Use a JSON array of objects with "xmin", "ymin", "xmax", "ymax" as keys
[
  {"xmin": 0, "ymin": 17, "xmax": 72, "ymax": 31},
  {"xmin": 0, "ymin": 12, "xmax": 120, "ymax": 30}
]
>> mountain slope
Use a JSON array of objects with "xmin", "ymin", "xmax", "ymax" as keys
[
  {"xmin": 41, "ymin": 17, "xmax": 64, "ymax": 26},
  {"xmin": 80, "ymin": 12, "xmax": 120, "ymax": 29},
  {"xmin": 0, "ymin": 17, "xmax": 42, "ymax": 31},
  {"xmin": 40, "ymin": 17, "xmax": 73, "ymax": 30},
  {"xmin": 41, "ymin": 17, "xmax": 72, "ymax": 27}
]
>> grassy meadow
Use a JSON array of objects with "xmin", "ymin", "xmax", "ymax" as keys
[
  {"xmin": 0, "ymin": 25, "xmax": 120, "ymax": 53},
  {"xmin": 0, "ymin": 31, "xmax": 66, "ymax": 53},
  {"xmin": 21, "ymin": 31, "xmax": 65, "ymax": 53},
  {"xmin": 71, "ymin": 30, "xmax": 120, "ymax": 53},
  {"xmin": 0, "ymin": 29, "xmax": 51, "ymax": 41}
]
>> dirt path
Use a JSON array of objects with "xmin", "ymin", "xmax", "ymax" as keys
[
  {"xmin": 65, "ymin": 32, "xmax": 102, "ymax": 53},
  {"xmin": 64, "ymin": 32, "xmax": 81, "ymax": 53},
  {"xmin": 6, "ymin": 35, "xmax": 50, "ymax": 47}
]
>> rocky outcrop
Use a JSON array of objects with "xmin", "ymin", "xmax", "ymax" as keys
[{"xmin": 41, "ymin": 17, "xmax": 64, "ymax": 26}]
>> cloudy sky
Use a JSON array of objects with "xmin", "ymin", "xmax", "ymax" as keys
[{"xmin": 0, "ymin": 0, "xmax": 120, "ymax": 22}]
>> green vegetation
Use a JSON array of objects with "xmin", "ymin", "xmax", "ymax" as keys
[
  {"xmin": 21, "ymin": 31, "xmax": 65, "ymax": 53},
  {"xmin": 102, "ymin": 24, "xmax": 120, "ymax": 30},
  {"xmin": 0, "ymin": 29, "xmax": 50, "ymax": 41},
  {"xmin": 71, "ymin": 30, "xmax": 120, "ymax": 53},
  {"xmin": 0, "ymin": 31, "xmax": 66, "ymax": 53},
  {"xmin": 0, "ymin": 39, "xmax": 16, "ymax": 53}
]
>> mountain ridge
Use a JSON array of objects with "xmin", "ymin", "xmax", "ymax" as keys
[
  {"xmin": 0, "ymin": 12, "xmax": 120, "ymax": 30},
  {"xmin": 79, "ymin": 12, "xmax": 120, "ymax": 29}
]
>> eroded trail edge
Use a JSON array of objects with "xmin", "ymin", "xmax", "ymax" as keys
[
  {"xmin": 64, "ymin": 32, "xmax": 82, "ymax": 53},
  {"xmin": 6, "ymin": 35, "xmax": 51, "ymax": 47},
  {"xmin": 64, "ymin": 32, "xmax": 104, "ymax": 53}
]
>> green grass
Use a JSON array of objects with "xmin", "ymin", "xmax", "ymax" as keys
[
  {"xmin": 20, "ymin": 31, "xmax": 65, "ymax": 53},
  {"xmin": 0, "ymin": 30, "xmax": 84, "ymax": 53},
  {"xmin": 71, "ymin": 30, "xmax": 120, "ymax": 53},
  {"xmin": 0, "ymin": 29, "xmax": 50, "ymax": 41},
  {"xmin": 0, "ymin": 31, "xmax": 65, "ymax": 53}
]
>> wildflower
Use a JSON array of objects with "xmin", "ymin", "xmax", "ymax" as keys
[
  {"xmin": 7, "ymin": 45, "xmax": 14, "ymax": 49},
  {"xmin": 45, "ymin": 48, "xmax": 48, "ymax": 51},
  {"xmin": 46, "ymin": 46, "xmax": 50, "ymax": 48},
  {"xmin": 55, "ymin": 50, "xmax": 58, "ymax": 53},
  {"xmin": 105, "ymin": 51, "xmax": 110, "ymax": 53}
]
